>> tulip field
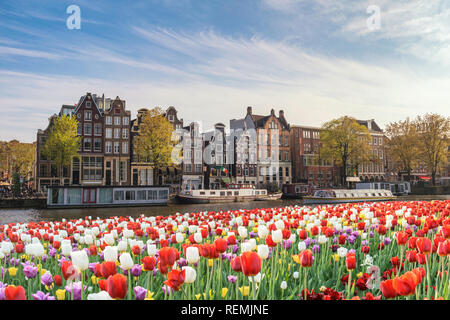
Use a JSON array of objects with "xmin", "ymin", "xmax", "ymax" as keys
[{"xmin": 0, "ymin": 200, "xmax": 449, "ymax": 300}]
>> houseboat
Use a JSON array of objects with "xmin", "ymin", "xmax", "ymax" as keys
[
  {"xmin": 46, "ymin": 185, "xmax": 169, "ymax": 208},
  {"xmin": 281, "ymin": 183, "xmax": 314, "ymax": 199},
  {"xmin": 175, "ymin": 183, "xmax": 273, "ymax": 204},
  {"xmin": 303, "ymin": 189, "xmax": 396, "ymax": 204},
  {"xmin": 356, "ymin": 181, "xmax": 411, "ymax": 196}
]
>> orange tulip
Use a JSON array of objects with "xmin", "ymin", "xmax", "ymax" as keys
[
  {"xmin": 416, "ymin": 237, "xmax": 432, "ymax": 254},
  {"xmin": 5, "ymin": 285, "xmax": 27, "ymax": 300},
  {"xmin": 298, "ymin": 249, "xmax": 314, "ymax": 267},
  {"xmin": 164, "ymin": 269, "xmax": 186, "ymax": 291},
  {"xmin": 107, "ymin": 274, "xmax": 127, "ymax": 299},
  {"xmin": 380, "ymin": 279, "xmax": 397, "ymax": 299}
]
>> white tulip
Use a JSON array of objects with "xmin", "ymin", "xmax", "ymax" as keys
[
  {"xmin": 71, "ymin": 250, "xmax": 89, "ymax": 271},
  {"xmin": 119, "ymin": 253, "xmax": 134, "ymax": 270},
  {"xmin": 337, "ymin": 247, "xmax": 348, "ymax": 258},
  {"xmin": 194, "ymin": 232, "xmax": 202, "ymax": 243},
  {"xmin": 182, "ymin": 266, "xmax": 197, "ymax": 284},
  {"xmin": 275, "ymin": 220, "xmax": 285, "ymax": 230},
  {"xmin": 123, "ymin": 229, "xmax": 134, "ymax": 239},
  {"xmin": 318, "ymin": 235, "xmax": 328, "ymax": 244},
  {"xmin": 186, "ymin": 246, "xmax": 200, "ymax": 264},
  {"xmin": 272, "ymin": 229, "xmax": 282, "ymax": 243},
  {"xmin": 258, "ymin": 226, "xmax": 269, "ymax": 239},
  {"xmin": 84, "ymin": 234, "xmax": 93, "ymax": 245},
  {"xmin": 298, "ymin": 241, "xmax": 306, "ymax": 252},
  {"xmin": 103, "ymin": 246, "xmax": 118, "ymax": 262},
  {"xmin": 175, "ymin": 233, "xmax": 184, "ymax": 244},
  {"xmin": 238, "ymin": 226, "xmax": 248, "ymax": 239},
  {"xmin": 147, "ymin": 244, "xmax": 157, "ymax": 257},
  {"xmin": 87, "ymin": 291, "xmax": 113, "ymax": 300},
  {"xmin": 248, "ymin": 238, "xmax": 257, "ymax": 251},
  {"xmin": 241, "ymin": 242, "xmax": 252, "ymax": 253},
  {"xmin": 280, "ymin": 281, "xmax": 287, "ymax": 290},
  {"xmin": 104, "ymin": 233, "xmax": 114, "ymax": 246},
  {"xmin": 293, "ymin": 271, "xmax": 299, "ymax": 279},
  {"xmin": 257, "ymin": 244, "xmax": 269, "ymax": 260},
  {"xmin": 117, "ymin": 240, "xmax": 128, "ymax": 252}
]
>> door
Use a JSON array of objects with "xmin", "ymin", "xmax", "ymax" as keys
[
  {"xmin": 106, "ymin": 170, "xmax": 111, "ymax": 186},
  {"xmin": 82, "ymin": 188, "xmax": 97, "ymax": 204},
  {"xmin": 133, "ymin": 169, "xmax": 138, "ymax": 185}
]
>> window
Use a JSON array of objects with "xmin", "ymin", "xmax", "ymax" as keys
[
  {"xmin": 122, "ymin": 142, "xmax": 128, "ymax": 154},
  {"xmin": 114, "ymin": 128, "xmax": 120, "ymax": 139},
  {"xmin": 84, "ymin": 123, "xmax": 92, "ymax": 135},
  {"xmin": 123, "ymin": 117, "xmax": 129, "ymax": 126},
  {"xmin": 195, "ymin": 164, "xmax": 202, "ymax": 172},
  {"xmin": 379, "ymin": 137, "xmax": 382, "ymax": 145},
  {"xmin": 82, "ymin": 156, "xmax": 103, "ymax": 181},
  {"xmin": 304, "ymin": 143, "xmax": 311, "ymax": 153},
  {"xmin": 168, "ymin": 115, "xmax": 174, "ymax": 121},
  {"xmin": 84, "ymin": 138, "xmax": 91, "ymax": 151},
  {"xmin": 113, "ymin": 142, "xmax": 120, "ymax": 154},
  {"xmin": 185, "ymin": 164, "xmax": 192, "ymax": 172},
  {"xmin": 86, "ymin": 101, "xmax": 91, "ymax": 108},
  {"xmin": 106, "ymin": 116, "xmax": 112, "ymax": 125},
  {"xmin": 94, "ymin": 123, "xmax": 102, "ymax": 136},
  {"xmin": 85, "ymin": 111, "xmax": 92, "ymax": 121},
  {"xmin": 105, "ymin": 141, "xmax": 112, "ymax": 153},
  {"xmin": 122, "ymin": 129, "xmax": 129, "ymax": 139},
  {"xmin": 303, "ymin": 130, "xmax": 310, "ymax": 139},
  {"xmin": 285, "ymin": 167, "xmax": 289, "ymax": 177},
  {"xmin": 373, "ymin": 137, "xmax": 377, "ymax": 145},
  {"xmin": 114, "ymin": 117, "xmax": 121, "ymax": 126},
  {"xmin": 106, "ymin": 128, "xmax": 112, "ymax": 139},
  {"xmin": 94, "ymin": 139, "xmax": 102, "ymax": 152},
  {"xmin": 77, "ymin": 123, "xmax": 82, "ymax": 135},
  {"xmin": 39, "ymin": 164, "xmax": 48, "ymax": 177}
]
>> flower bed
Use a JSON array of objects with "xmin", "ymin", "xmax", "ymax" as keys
[{"xmin": 0, "ymin": 200, "xmax": 449, "ymax": 300}]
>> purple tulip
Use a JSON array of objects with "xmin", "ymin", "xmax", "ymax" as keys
[
  {"xmin": 227, "ymin": 275, "xmax": 237, "ymax": 283},
  {"xmin": 232, "ymin": 244, "xmax": 239, "ymax": 254},
  {"xmin": 41, "ymin": 272, "xmax": 53, "ymax": 287},
  {"xmin": 65, "ymin": 282, "xmax": 86, "ymax": 300},
  {"xmin": 131, "ymin": 264, "xmax": 142, "ymax": 277},
  {"xmin": 134, "ymin": 286, "xmax": 147, "ymax": 300},
  {"xmin": 177, "ymin": 258, "xmax": 187, "ymax": 268},
  {"xmin": 161, "ymin": 285, "xmax": 173, "ymax": 296},
  {"xmin": 282, "ymin": 240, "xmax": 291, "ymax": 249},
  {"xmin": 0, "ymin": 282, "xmax": 7, "ymax": 300},
  {"xmin": 32, "ymin": 291, "xmax": 55, "ymax": 300},
  {"xmin": 88, "ymin": 262, "xmax": 99, "ymax": 273},
  {"xmin": 312, "ymin": 245, "xmax": 320, "ymax": 254},
  {"xmin": 369, "ymin": 232, "xmax": 374, "ymax": 238},
  {"xmin": 23, "ymin": 265, "xmax": 38, "ymax": 279},
  {"xmin": 383, "ymin": 237, "xmax": 391, "ymax": 245}
]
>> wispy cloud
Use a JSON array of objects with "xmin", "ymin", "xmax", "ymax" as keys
[{"xmin": 0, "ymin": 45, "xmax": 62, "ymax": 60}]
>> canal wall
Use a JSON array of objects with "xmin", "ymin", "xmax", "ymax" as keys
[
  {"xmin": 410, "ymin": 186, "xmax": 450, "ymax": 195},
  {"xmin": 0, "ymin": 198, "xmax": 47, "ymax": 209}
]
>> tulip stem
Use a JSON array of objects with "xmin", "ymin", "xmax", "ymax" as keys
[
  {"xmin": 128, "ymin": 271, "xmax": 132, "ymax": 300},
  {"xmin": 347, "ymin": 269, "xmax": 352, "ymax": 300},
  {"xmin": 303, "ymin": 268, "xmax": 308, "ymax": 300}
]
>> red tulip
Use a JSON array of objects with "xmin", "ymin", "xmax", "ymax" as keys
[
  {"xmin": 298, "ymin": 249, "xmax": 314, "ymax": 267},
  {"xmin": 240, "ymin": 251, "xmax": 262, "ymax": 277},
  {"xmin": 407, "ymin": 237, "xmax": 417, "ymax": 249},
  {"xmin": 107, "ymin": 274, "xmax": 127, "ymax": 299},
  {"xmin": 390, "ymin": 256, "xmax": 401, "ymax": 268},
  {"xmin": 94, "ymin": 263, "xmax": 103, "ymax": 278},
  {"xmin": 131, "ymin": 245, "xmax": 141, "ymax": 255},
  {"xmin": 101, "ymin": 261, "xmax": 117, "ymax": 279},
  {"xmin": 338, "ymin": 234, "xmax": 347, "ymax": 245},
  {"xmin": 393, "ymin": 272, "xmax": 419, "ymax": 296},
  {"xmin": 298, "ymin": 229, "xmax": 307, "ymax": 240},
  {"xmin": 345, "ymin": 253, "xmax": 356, "ymax": 270},
  {"xmin": 380, "ymin": 279, "xmax": 397, "ymax": 299},
  {"xmin": 406, "ymin": 250, "xmax": 417, "ymax": 263},
  {"xmin": 4, "ymin": 285, "xmax": 26, "ymax": 300},
  {"xmin": 98, "ymin": 279, "xmax": 108, "ymax": 291},
  {"xmin": 15, "ymin": 243, "xmax": 24, "ymax": 254},
  {"xmin": 416, "ymin": 237, "xmax": 432, "ymax": 254},
  {"xmin": 437, "ymin": 241, "xmax": 447, "ymax": 257},
  {"xmin": 158, "ymin": 247, "xmax": 179, "ymax": 268},
  {"xmin": 164, "ymin": 269, "xmax": 186, "ymax": 291},
  {"xmin": 265, "ymin": 235, "xmax": 277, "ymax": 247},
  {"xmin": 310, "ymin": 226, "xmax": 319, "ymax": 236},
  {"xmin": 395, "ymin": 231, "xmax": 408, "ymax": 245},
  {"xmin": 61, "ymin": 260, "xmax": 77, "ymax": 280},
  {"xmin": 416, "ymin": 253, "xmax": 427, "ymax": 265},
  {"xmin": 214, "ymin": 238, "xmax": 227, "ymax": 253},
  {"xmin": 89, "ymin": 244, "xmax": 97, "ymax": 256},
  {"xmin": 227, "ymin": 235, "xmax": 237, "ymax": 245},
  {"xmin": 441, "ymin": 225, "xmax": 450, "ymax": 239},
  {"xmin": 231, "ymin": 256, "xmax": 242, "ymax": 272},
  {"xmin": 141, "ymin": 256, "xmax": 156, "ymax": 271},
  {"xmin": 53, "ymin": 274, "xmax": 62, "ymax": 286},
  {"xmin": 377, "ymin": 225, "xmax": 387, "ymax": 235}
]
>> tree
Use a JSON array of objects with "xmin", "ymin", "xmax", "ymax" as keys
[
  {"xmin": 134, "ymin": 107, "xmax": 174, "ymax": 185},
  {"xmin": 8, "ymin": 141, "xmax": 36, "ymax": 177},
  {"xmin": 385, "ymin": 118, "xmax": 419, "ymax": 182},
  {"xmin": 415, "ymin": 113, "xmax": 449, "ymax": 185},
  {"xmin": 320, "ymin": 116, "xmax": 373, "ymax": 186},
  {"xmin": 41, "ymin": 115, "xmax": 81, "ymax": 180}
]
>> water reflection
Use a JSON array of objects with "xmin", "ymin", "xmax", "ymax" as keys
[{"xmin": 0, "ymin": 195, "xmax": 448, "ymax": 224}]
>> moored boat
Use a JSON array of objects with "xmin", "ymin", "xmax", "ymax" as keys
[
  {"xmin": 303, "ymin": 189, "xmax": 396, "ymax": 204},
  {"xmin": 175, "ymin": 183, "xmax": 272, "ymax": 204}
]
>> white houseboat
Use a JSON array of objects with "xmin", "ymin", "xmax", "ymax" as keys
[
  {"xmin": 46, "ymin": 186, "xmax": 169, "ymax": 208},
  {"xmin": 175, "ymin": 183, "xmax": 276, "ymax": 204},
  {"xmin": 303, "ymin": 189, "xmax": 396, "ymax": 204}
]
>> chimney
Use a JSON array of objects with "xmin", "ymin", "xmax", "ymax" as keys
[
  {"xmin": 270, "ymin": 108, "xmax": 275, "ymax": 116},
  {"xmin": 279, "ymin": 110, "xmax": 284, "ymax": 118},
  {"xmin": 247, "ymin": 106, "xmax": 252, "ymax": 115}
]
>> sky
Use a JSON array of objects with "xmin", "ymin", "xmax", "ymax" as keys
[{"xmin": 0, "ymin": 0, "xmax": 449, "ymax": 142}]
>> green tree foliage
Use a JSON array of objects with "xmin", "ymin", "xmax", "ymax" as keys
[
  {"xmin": 134, "ymin": 107, "xmax": 174, "ymax": 185},
  {"xmin": 0, "ymin": 140, "xmax": 35, "ymax": 179},
  {"xmin": 385, "ymin": 118, "xmax": 419, "ymax": 182},
  {"xmin": 320, "ymin": 116, "xmax": 373, "ymax": 186},
  {"xmin": 415, "ymin": 113, "xmax": 449, "ymax": 185},
  {"xmin": 42, "ymin": 115, "xmax": 81, "ymax": 176}
]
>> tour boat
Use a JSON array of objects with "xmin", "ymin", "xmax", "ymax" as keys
[
  {"xmin": 46, "ymin": 185, "xmax": 170, "ymax": 208},
  {"xmin": 175, "ymin": 183, "xmax": 274, "ymax": 204},
  {"xmin": 303, "ymin": 189, "xmax": 396, "ymax": 204}
]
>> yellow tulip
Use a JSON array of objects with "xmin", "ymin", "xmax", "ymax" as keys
[
  {"xmin": 195, "ymin": 294, "xmax": 201, "ymax": 300},
  {"xmin": 172, "ymin": 226, "xmax": 177, "ymax": 232},
  {"xmin": 357, "ymin": 272, "xmax": 363, "ymax": 278},
  {"xmin": 8, "ymin": 267, "xmax": 18, "ymax": 277},
  {"xmin": 91, "ymin": 275, "xmax": 98, "ymax": 285},
  {"xmin": 221, "ymin": 230, "xmax": 227, "ymax": 236},
  {"xmin": 332, "ymin": 254, "xmax": 339, "ymax": 262},
  {"xmin": 252, "ymin": 228, "xmax": 258, "ymax": 233},
  {"xmin": 145, "ymin": 291, "xmax": 155, "ymax": 300},
  {"xmin": 239, "ymin": 286, "xmax": 250, "ymax": 297},
  {"xmin": 40, "ymin": 268, "xmax": 47, "ymax": 276},
  {"xmin": 221, "ymin": 287, "xmax": 228, "ymax": 298},
  {"xmin": 292, "ymin": 254, "xmax": 300, "ymax": 264},
  {"xmin": 45, "ymin": 284, "xmax": 54, "ymax": 291},
  {"xmin": 208, "ymin": 259, "xmax": 213, "ymax": 267},
  {"xmin": 56, "ymin": 289, "xmax": 66, "ymax": 300}
]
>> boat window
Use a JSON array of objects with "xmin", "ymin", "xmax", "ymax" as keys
[
  {"xmin": 210, "ymin": 191, "xmax": 216, "ymax": 195},
  {"xmin": 158, "ymin": 190, "xmax": 168, "ymax": 200},
  {"xmin": 67, "ymin": 188, "xmax": 82, "ymax": 204},
  {"xmin": 137, "ymin": 190, "xmax": 146, "ymax": 200},
  {"xmin": 234, "ymin": 191, "xmax": 239, "ymax": 196},
  {"xmin": 114, "ymin": 191, "xmax": 124, "ymax": 201},
  {"xmin": 256, "ymin": 191, "xmax": 259, "ymax": 195},
  {"xmin": 227, "ymin": 191, "xmax": 232, "ymax": 196},
  {"xmin": 98, "ymin": 188, "xmax": 113, "ymax": 203},
  {"xmin": 261, "ymin": 190, "xmax": 266, "ymax": 195},
  {"xmin": 220, "ymin": 191, "xmax": 225, "ymax": 196},
  {"xmin": 200, "ymin": 191, "xmax": 205, "ymax": 195},
  {"xmin": 372, "ymin": 193, "xmax": 376, "ymax": 197},
  {"xmin": 147, "ymin": 190, "xmax": 157, "ymax": 200},
  {"xmin": 125, "ymin": 191, "xmax": 135, "ymax": 201}
]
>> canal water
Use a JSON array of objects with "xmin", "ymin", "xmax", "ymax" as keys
[{"xmin": 0, "ymin": 195, "xmax": 449, "ymax": 225}]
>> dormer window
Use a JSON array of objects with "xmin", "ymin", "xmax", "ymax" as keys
[
  {"xmin": 168, "ymin": 115, "xmax": 174, "ymax": 122},
  {"xmin": 86, "ymin": 102, "xmax": 91, "ymax": 108}
]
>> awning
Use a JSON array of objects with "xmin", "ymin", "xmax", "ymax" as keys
[
  {"xmin": 418, "ymin": 176, "xmax": 432, "ymax": 180},
  {"xmin": 346, "ymin": 177, "xmax": 360, "ymax": 182}
]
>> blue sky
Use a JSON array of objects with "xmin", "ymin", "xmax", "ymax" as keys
[{"xmin": 0, "ymin": 0, "xmax": 449, "ymax": 142}]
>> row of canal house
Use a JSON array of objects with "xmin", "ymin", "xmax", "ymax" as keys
[{"xmin": 34, "ymin": 92, "xmax": 392, "ymax": 193}]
